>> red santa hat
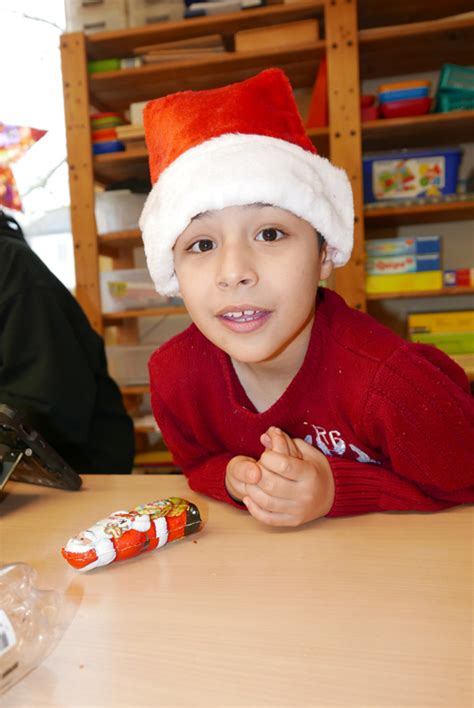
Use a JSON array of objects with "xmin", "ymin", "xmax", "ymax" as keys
[{"xmin": 139, "ymin": 68, "xmax": 353, "ymax": 296}]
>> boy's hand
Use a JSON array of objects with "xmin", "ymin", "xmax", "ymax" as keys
[
  {"xmin": 242, "ymin": 427, "xmax": 335, "ymax": 527},
  {"xmin": 225, "ymin": 455, "xmax": 262, "ymax": 503}
]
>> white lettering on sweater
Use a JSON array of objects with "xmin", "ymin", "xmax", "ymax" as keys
[{"xmin": 303, "ymin": 424, "xmax": 379, "ymax": 465}]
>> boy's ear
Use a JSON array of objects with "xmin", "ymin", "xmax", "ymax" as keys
[{"xmin": 319, "ymin": 245, "xmax": 334, "ymax": 281}]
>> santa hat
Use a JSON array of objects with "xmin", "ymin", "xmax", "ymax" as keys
[{"xmin": 139, "ymin": 68, "xmax": 353, "ymax": 296}]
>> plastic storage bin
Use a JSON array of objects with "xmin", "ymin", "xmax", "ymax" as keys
[
  {"xmin": 95, "ymin": 190, "xmax": 147, "ymax": 234},
  {"xmin": 65, "ymin": 0, "xmax": 127, "ymax": 33},
  {"xmin": 100, "ymin": 268, "xmax": 170, "ymax": 313},
  {"xmin": 363, "ymin": 147, "xmax": 462, "ymax": 202},
  {"xmin": 437, "ymin": 64, "xmax": 474, "ymax": 93},
  {"xmin": 106, "ymin": 344, "xmax": 157, "ymax": 385},
  {"xmin": 126, "ymin": 0, "xmax": 184, "ymax": 25}
]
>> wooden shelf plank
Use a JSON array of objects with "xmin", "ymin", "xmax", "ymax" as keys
[
  {"xmin": 365, "ymin": 200, "xmax": 474, "ymax": 227},
  {"xmin": 104, "ymin": 306, "xmax": 188, "ymax": 323},
  {"xmin": 86, "ymin": 2, "xmax": 325, "ymax": 59},
  {"xmin": 362, "ymin": 110, "xmax": 474, "ymax": 152},
  {"xmin": 121, "ymin": 384, "xmax": 150, "ymax": 395},
  {"xmin": 358, "ymin": 1, "xmax": 474, "ymax": 30},
  {"xmin": 359, "ymin": 13, "xmax": 474, "ymax": 79},
  {"xmin": 94, "ymin": 147, "xmax": 149, "ymax": 184},
  {"xmin": 367, "ymin": 286, "xmax": 474, "ymax": 301},
  {"xmin": 450, "ymin": 353, "xmax": 474, "ymax": 382},
  {"xmin": 99, "ymin": 228, "xmax": 143, "ymax": 255},
  {"xmin": 89, "ymin": 42, "xmax": 324, "ymax": 109}
]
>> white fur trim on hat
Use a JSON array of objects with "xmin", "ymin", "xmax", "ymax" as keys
[{"xmin": 139, "ymin": 133, "xmax": 354, "ymax": 296}]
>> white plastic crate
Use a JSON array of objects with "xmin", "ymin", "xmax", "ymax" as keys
[
  {"xmin": 65, "ymin": 0, "xmax": 127, "ymax": 33},
  {"xmin": 106, "ymin": 344, "xmax": 157, "ymax": 385},
  {"xmin": 95, "ymin": 190, "xmax": 147, "ymax": 235},
  {"xmin": 126, "ymin": 0, "xmax": 184, "ymax": 26},
  {"xmin": 100, "ymin": 268, "xmax": 169, "ymax": 313}
]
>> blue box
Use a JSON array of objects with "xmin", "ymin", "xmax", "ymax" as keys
[
  {"xmin": 365, "ymin": 235, "xmax": 441, "ymax": 258},
  {"xmin": 363, "ymin": 147, "xmax": 462, "ymax": 202},
  {"xmin": 366, "ymin": 253, "xmax": 441, "ymax": 275},
  {"xmin": 379, "ymin": 87, "xmax": 429, "ymax": 103}
]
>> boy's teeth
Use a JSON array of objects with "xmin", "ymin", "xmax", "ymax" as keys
[{"xmin": 224, "ymin": 309, "xmax": 258, "ymax": 319}]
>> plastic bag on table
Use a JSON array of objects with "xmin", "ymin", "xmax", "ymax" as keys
[{"xmin": 0, "ymin": 563, "xmax": 62, "ymax": 695}]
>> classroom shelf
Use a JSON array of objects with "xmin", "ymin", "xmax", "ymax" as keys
[
  {"xmin": 366, "ymin": 286, "xmax": 474, "ymax": 301},
  {"xmin": 364, "ymin": 200, "xmax": 474, "ymax": 228},
  {"xmin": 361, "ymin": 110, "xmax": 474, "ymax": 152},
  {"xmin": 86, "ymin": 1, "xmax": 325, "ymax": 60},
  {"xmin": 90, "ymin": 43, "xmax": 325, "ymax": 109},
  {"xmin": 121, "ymin": 384, "xmax": 150, "ymax": 395},
  {"xmin": 99, "ymin": 228, "xmax": 143, "ymax": 255},
  {"xmin": 359, "ymin": 13, "xmax": 474, "ymax": 79},
  {"xmin": 94, "ymin": 148, "xmax": 149, "ymax": 184},
  {"xmin": 357, "ymin": 0, "xmax": 473, "ymax": 29},
  {"xmin": 103, "ymin": 306, "xmax": 188, "ymax": 324}
]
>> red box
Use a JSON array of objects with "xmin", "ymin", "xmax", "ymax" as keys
[
  {"xmin": 456, "ymin": 268, "xmax": 471, "ymax": 286},
  {"xmin": 380, "ymin": 96, "xmax": 432, "ymax": 119}
]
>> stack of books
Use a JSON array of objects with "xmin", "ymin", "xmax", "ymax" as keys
[
  {"xmin": 408, "ymin": 310, "xmax": 474, "ymax": 355},
  {"xmin": 115, "ymin": 124, "xmax": 146, "ymax": 151},
  {"xmin": 365, "ymin": 236, "xmax": 442, "ymax": 294},
  {"xmin": 135, "ymin": 34, "xmax": 226, "ymax": 64}
]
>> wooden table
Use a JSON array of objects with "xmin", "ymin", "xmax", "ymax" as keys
[{"xmin": 1, "ymin": 475, "xmax": 472, "ymax": 707}]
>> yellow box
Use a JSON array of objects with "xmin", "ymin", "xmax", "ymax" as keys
[
  {"xmin": 408, "ymin": 310, "xmax": 474, "ymax": 334},
  {"xmin": 365, "ymin": 270, "xmax": 442, "ymax": 294}
]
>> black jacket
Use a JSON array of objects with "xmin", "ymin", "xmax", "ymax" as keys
[{"xmin": 0, "ymin": 218, "xmax": 134, "ymax": 474}]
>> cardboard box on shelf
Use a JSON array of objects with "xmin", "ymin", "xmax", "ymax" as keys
[
  {"xmin": 234, "ymin": 19, "xmax": 319, "ymax": 52},
  {"xmin": 365, "ymin": 270, "xmax": 443, "ymax": 294},
  {"xmin": 65, "ymin": 0, "xmax": 127, "ymax": 33},
  {"xmin": 408, "ymin": 310, "xmax": 474, "ymax": 335},
  {"xmin": 366, "ymin": 253, "xmax": 441, "ymax": 276}
]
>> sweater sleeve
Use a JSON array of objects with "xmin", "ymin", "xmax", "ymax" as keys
[
  {"xmin": 150, "ymin": 387, "xmax": 245, "ymax": 509},
  {"xmin": 327, "ymin": 343, "xmax": 474, "ymax": 517}
]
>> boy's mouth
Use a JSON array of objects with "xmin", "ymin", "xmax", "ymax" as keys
[{"xmin": 217, "ymin": 306, "xmax": 271, "ymax": 332}]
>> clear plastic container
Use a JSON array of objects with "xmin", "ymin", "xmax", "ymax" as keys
[
  {"xmin": 95, "ymin": 190, "xmax": 147, "ymax": 235},
  {"xmin": 100, "ymin": 268, "xmax": 170, "ymax": 313},
  {"xmin": 0, "ymin": 563, "xmax": 62, "ymax": 695},
  {"xmin": 65, "ymin": 0, "xmax": 127, "ymax": 33},
  {"xmin": 106, "ymin": 344, "xmax": 157, "ymax": 385}
]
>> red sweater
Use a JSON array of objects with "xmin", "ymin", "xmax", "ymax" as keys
[{"xmin": 149, "ymin": 288, "xmax": 474, "ymax": 516}]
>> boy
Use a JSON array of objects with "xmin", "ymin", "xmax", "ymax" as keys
[{"xmin": 139, "ymin": 69, "xmax": 474, "ymax": 526}]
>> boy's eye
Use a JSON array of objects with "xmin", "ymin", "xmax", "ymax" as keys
[
  {"xmin": 255, "ymin": 228, "xmax": 285, "ymax": 242},
  {"xmin": 188, "ymin": 239, "xmax": 215, "ymax": 253}
]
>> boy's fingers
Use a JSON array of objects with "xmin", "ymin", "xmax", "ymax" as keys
[
  {"xmin": 243, "ymin": 496, "xmax": 296, "ymax": 527},
  {"xmin": 244, "ymin": 483, "xmax": 292, "ymax": 513},
  {"xmin": 260, "ymin": 450, "xmax": 302, "ymax": 480},
  {"xmin": 268, "ymin": 427, "xmax": 290, "ymax": 455},
  {"xmin": 233, "ymin": 460, "xmax": 261, "ymax": 485},
  {"xmin": 267, "ymin": 427, "xmax": 302, "ymax": 459}
]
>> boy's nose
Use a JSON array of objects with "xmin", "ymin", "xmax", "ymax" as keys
[{"xmin": 216, "ymin": 245, "xmax": 257, "ymax": 289}]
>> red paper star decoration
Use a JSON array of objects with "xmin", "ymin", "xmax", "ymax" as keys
[{"xmin": 0, "ymin": 123, "xmax": 47, "ymax": 210}]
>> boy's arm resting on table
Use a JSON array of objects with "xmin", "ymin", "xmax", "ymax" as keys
[
  {"xmin": 327, "ymin": 343, "xmax": 474, "ymax": 517},
  {"xmin": 150, "ymin": 388, "xmax": 246, "ymax": 508}
]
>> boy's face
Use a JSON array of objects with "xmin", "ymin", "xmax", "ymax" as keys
[{"xmin": 173, "ymin": 205, "xmax": 333, "ymax": 366}]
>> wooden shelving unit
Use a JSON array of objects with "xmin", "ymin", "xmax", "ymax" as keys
[
  {"xmin": 61, "ymin": 0, "xmax": 474, "ymax": 444},
  {"xmin": 364, "ymin": 200, "xmax": 474, "ymax": 227},
  {"xmin": 367, "ymin": 286, "xmax": 474, "ymax": 301}
]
